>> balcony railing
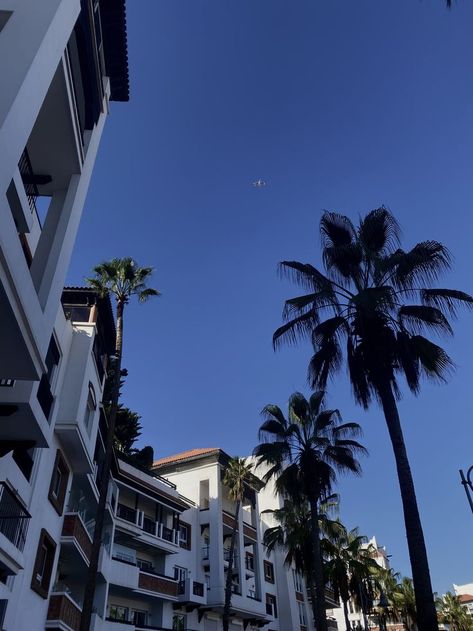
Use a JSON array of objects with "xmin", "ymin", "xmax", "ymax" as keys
[
  {"xmin": 116, "ymin": 504, "xmax": 179, "ymax": 545},
  {"xmin": 18, "ymin": 148, "xmax": 38, "ymax": 215},
  {"xmin": 47, "ymin": 593, "xmax": 82, "ymax": 631},
  {"xmin": 37, "ymin": 374, "xmax": 54, "ymax": 420},
  {"xmin": 0, "ymin": 483, "xmax": 30, "ymax": 551}
]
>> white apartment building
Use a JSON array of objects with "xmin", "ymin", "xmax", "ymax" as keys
[
  {"xmin": 0, "ymin": 1, "xmax": 129, "ymax": 628},
  {"xmin": 0, "ymin": 0, "xmax": 128, "ymax": 384},
  {"xmin": 152, "ymin": 448, "xmax": 340, "ymax": 631}
]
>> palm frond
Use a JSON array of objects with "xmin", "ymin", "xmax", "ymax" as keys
[
  {"xmin": 410, "ymin": 335, "xmax": 454, "ymax": 382},
  {"xmin": 320, "ymin": 211, "xmax": 357, "ymax": 248},
  {"xmin": 358, "ymin": 206, "xmax": 400, "ymax": 255},
  {"xmin": 391, "ymin": 241, "xmax": 451, "ymax": 289},
  {"xmin": 398, "ymin": 305, "xmax": 453, "ymax": 336},
  {"xmin": 273, "ymin": 310, "xmax": 319, "ymax": 350},
  {"xmin": 421, "ymin": 288, "xmax": 473, "ymax": 318}
]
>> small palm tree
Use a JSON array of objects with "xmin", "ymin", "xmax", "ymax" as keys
[
  {"xmin": 222, "ymin": 457, "xmax": 254, "ymax": 631},
  {"xmin": 437, "ymin": 592, "xmax": 473, "ymax": 631},
  {"xmin": 273, "ymin": 208, "xmax": 473, "ymax": 631},
  {"xmin": 396, "ymin": 577, "xmax": 417, "ymax": 630},
  {"xmin": 263, "ymin": 496, "xmax": 342, "ymax": 625},
  {"xmin": 254, "ymin": 391, "xmax": 366, "ymax": 631},
  {"xmin": 324, "ymin": 525, "xmax": 379, "ymax": 631},
  {"xmin": 80, "ymin": 258, "xmax": 159, "ymax": 631}
]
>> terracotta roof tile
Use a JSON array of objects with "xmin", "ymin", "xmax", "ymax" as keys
[
  {"xmin": 458, "ymin": 594, "xmax": 473, "ymax": 603},
  {"xmin": 153, "ymin": 448, "xmax": 220, "ymax": 468}
]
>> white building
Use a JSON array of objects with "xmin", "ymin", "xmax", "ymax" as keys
[{"xmin": 0, "ymin": 1, "xmax": 129, "ymax": 628}]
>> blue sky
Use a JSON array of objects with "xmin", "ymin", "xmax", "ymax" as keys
[{"xmin": 69, "ymin": 0, "xmax": 473, "ymax": 594}]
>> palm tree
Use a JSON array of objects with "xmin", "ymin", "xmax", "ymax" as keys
[
  {"xmin": 80, "ymin": 258, "xmax": 159, "ymax": 631},
  {"xmin": 324, "ymin": 525, "xmax": 379, "ymax": 631},
  {"xmin": 273, "ymin": 208, "xmax": 473, "ymax": 630},
  {"xmin": 263, "ymin": 496, "xmax": 342, "ymax": 625},
  {"xmin": 222, "ymin": 457, "xmax": 254, "ymax": 631},
  {"xmin": 397, "ymin": 577, "xmax": 417, "ymax": 630},
  {"xmin": 254, "ymin": 390, "xmax": 366, "ymax": 631},
  {"xmin": 437, "ymin": 592, "xmax": 473, "ymax": 631}
]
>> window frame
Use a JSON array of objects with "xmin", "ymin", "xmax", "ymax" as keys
[
  {"xmin": 179, "ymin": 521, "xmax": 191, "ymax": 550},
  {"xmin": 48, "ymin": 450, "xmax": 70, "ymax": 515},
  {"xmin": 264, "ymin": 560, "xmax": 275, "ymax": 583},
  {"xmin": 83, "ymin": 382, "xmax": 97, "ymax": 435},
  {"xmin": 30, "ymin": 529, "xmax": 56, "ymax": 599},
  {"xmin": 265, "ymin": 593, "xmax": 278, "ymax": 618}
]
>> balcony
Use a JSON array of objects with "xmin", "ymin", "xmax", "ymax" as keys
[
  {"xmin": 138, "ymin": 570, "xmax": 178, "ymax": 599},
  {"xmin": 0, "ymin": 483, "xmax": 30, "ymax": 553},
  {"xmin": 115, "ymin": 503, "xmax": 179, "ymax": 550},
  {"xmin": 46, "ymin": 592, "xmax": 82, "ymax": 631},
  {"xmin": 0, "ymin": 379, "xmax": 51, "ymax": 448},
  {"xmin": 61, "ymin": 512, "xmax": 92, "ymax": 564},
  {"xmin": 177, "ymin": 577, "xmax": 207, "ymax": 606}
]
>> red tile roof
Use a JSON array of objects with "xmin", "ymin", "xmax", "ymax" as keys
[
  {"xmin": 153, "ymin": 448, "xmax": 220, "ymax": 467},
  {"xmin": 458, "ymin": 594, "xmax": 473, "ymax": 604}
]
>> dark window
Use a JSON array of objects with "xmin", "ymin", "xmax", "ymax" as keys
[
  {"xmin": 12, "ymin": 447, "xmax": 34, "ymax": 481},
  {"xmin": 179, "ymin": 522, "xmax": 191, "ymax": 549},
  {"xmin": 266, "ymin": 594, "xmax": 277, "ymax": 618},
  {"xmin": 48, "ymin": 451, "xmax": 70, "ymax": 515},
  {"xmin": 31, "ymin": 529, "xmax": 56, "ymax": 598},
  {"xmin": 264, "ymin": 560, "xmax": 275, "ymax": 583},
  {"xmin": 0, "ymin": 599, "xmax": 6, "ymax": 627}
]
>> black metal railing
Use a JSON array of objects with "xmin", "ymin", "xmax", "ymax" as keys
[
  {"xmin": 116, "ymin": 503, "xmax": 137, "ymax": 524},
  {"xmin": 18, "ymin": 149, "xmax": 38, "ymax": 215},
  {"xmin": 0, "ymin": 483, "xmax": 30, "ymax": 551},
  {"xmin": 142, "ymin": 516, "xmax": 155, "ymax": 535},
  {"xmin": 0, "ymin": 379, "xmax": 15, "ymax": 387},
  {"xmin": 161, "ymin": 525, "xmax": 173, "ymax": 542},
  {"xmin": 37, "ymin": 374, "xmax": 54, "ymax": 420}
]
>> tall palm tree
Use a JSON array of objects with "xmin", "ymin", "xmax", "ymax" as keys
[
  {"xmin": 80, "ymin": 258, "xmax": 159, "ymax": 631},
  {"xmin": 273, "ymin": 208, "xmax": 473, "ymax": 630},
  {"xmin": 324, "ymin": 525, "xmax": 379, "ymax": 631},
  {"xmin": 437, "ymin": 592, "xmax": 473, "ymax": 631},
  {"xmin": 254, "ymin": 391, "xmax": 366, "ymax": 631},
  {"xmin": 222, "ymin": 457, "xmax": 254, "ymax": 631},
  {"xmin": 263, "ymin": 496, "xmax": 342, "ymax": 625}
]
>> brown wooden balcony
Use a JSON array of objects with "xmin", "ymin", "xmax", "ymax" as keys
[
  {"xmin": 61, "ymin": 513, "xmax": 92, "ymax": 562},
  {"xmin": 138, "ymin": 570, "xmax": 178, "ymax": 598},
  {"xmin": 47, "ymin": 593, "xmax": 81, "ymax": 631}
]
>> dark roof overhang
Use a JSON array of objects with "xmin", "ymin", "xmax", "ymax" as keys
[{"xmin": 100, "ymin": 0, "xmax": 130, "ymax": 101}]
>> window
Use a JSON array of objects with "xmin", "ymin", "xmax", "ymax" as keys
[
  {"xmin": 83, "ymin": 383, "xmax": 97, "ymax": 434},
  {"xmin": 293, "ymin": 569, "xmax": 304, "ymax": 592},
  {"xmin": 48, "ymin": 450, "xmax": 70, "ymax": 515},
  {"xmin": 265, "ymin": 594, "xmax": 278, "ymax": 618},
  {"xmin": 173, "ymin": 613, "xmax": 186, "ymax": 630},
  {"xmin": 109, "ymin": 604, "xmax": 128, "ymax": 622},
  {"xmin": 179, "ymin": 521, "xmax": 191, "ymax": 549},
  {"xmin": 12, "ymin": 447, "xmax": 35, "ymax": 481},
  {"xmin": 174, "ymin": 566, "xmax": 188, "ymax": 583},
  {"xmin": 137, "ymin": 558, "xmax": 153, "ymax": 572},
  {"xmin": 132, "ymin": 609, "xmax": 148, "ymax": 626},
  {"xmin": 31, "ymin": 529, "xmax": 56, "ymax": 598},
  {"xmin": 205, "ymin": 574, "xmax": 210, "ymax": 591},
  {"xmin": 45, "ymin": 336, "xmax": 61, "ymax": 391},
  {"xmin": 298, "ymin": 601, "xmax": 307, "ymax": 626},
  {"xmin": 264, "ymin": 560, "xmax": 275, "ymax": 583}
]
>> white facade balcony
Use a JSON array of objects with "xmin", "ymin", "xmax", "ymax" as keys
[
  {"xmin": 177, "ymin": 577, "xmax": 207, "ymax": 606},
  {"xmin": 0, "ymin": 377, "xmax": 53, "ymax": 448},
  {"xmin": 115, "ymin": 503, "xmax": 180, "ymax": 552}
]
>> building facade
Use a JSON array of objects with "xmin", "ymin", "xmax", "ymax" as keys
[{"xmin": 0, "ymin": 0, "xmax": 129, "ymax": 628}]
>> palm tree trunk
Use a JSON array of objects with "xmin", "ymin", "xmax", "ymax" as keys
[
  {"xmin": 376, "ymin": 380, "xmax": 438, "ymax": 631},
  {"xmin": 342, "ymin": 598, "xmax": 351, "ymax": 631},
  {"xmin": 80, "ymin": 300, "xmax": 124, "ymax": 631},
  {"xmin": 307, "ymin": 579, "xmax": 319, "ymax": 628},
  {"xmin": 309, "ymin": 497, "xmax": 328, "ymax": 631},
  {"xmin": 223, "ymin": 500, "xmax": 240, "ymax": 631}
]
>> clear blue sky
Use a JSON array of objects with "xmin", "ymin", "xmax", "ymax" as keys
[{"xmin": 68, "ymin": 0, "xmax": 473, "ymax": 594}]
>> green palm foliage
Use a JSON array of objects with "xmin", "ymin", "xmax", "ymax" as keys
[
  {"xmin": 324, "ymin": 526, "xmax": 379, "ymax": 631},
  {"xmin": 262, "ymin": 496, "xmax": 342, "ymax": 624},
  {"xmin": 437, "ymin": 592, "xmax": 473, "ymax": 631},
  {"xmin": 254, "ymin": 391, "xmax": 366, "ymax": 631},
  {"xmin": 81, "ymin": 258, "xmax": 159, "ymax": 631},
  {"xmin": 222, "ymin": 458, "xmax": 254, "ymax": 631},
  {"xmin": 273, "ymin": 208, "xmax": 473, "ymax": 631}
]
